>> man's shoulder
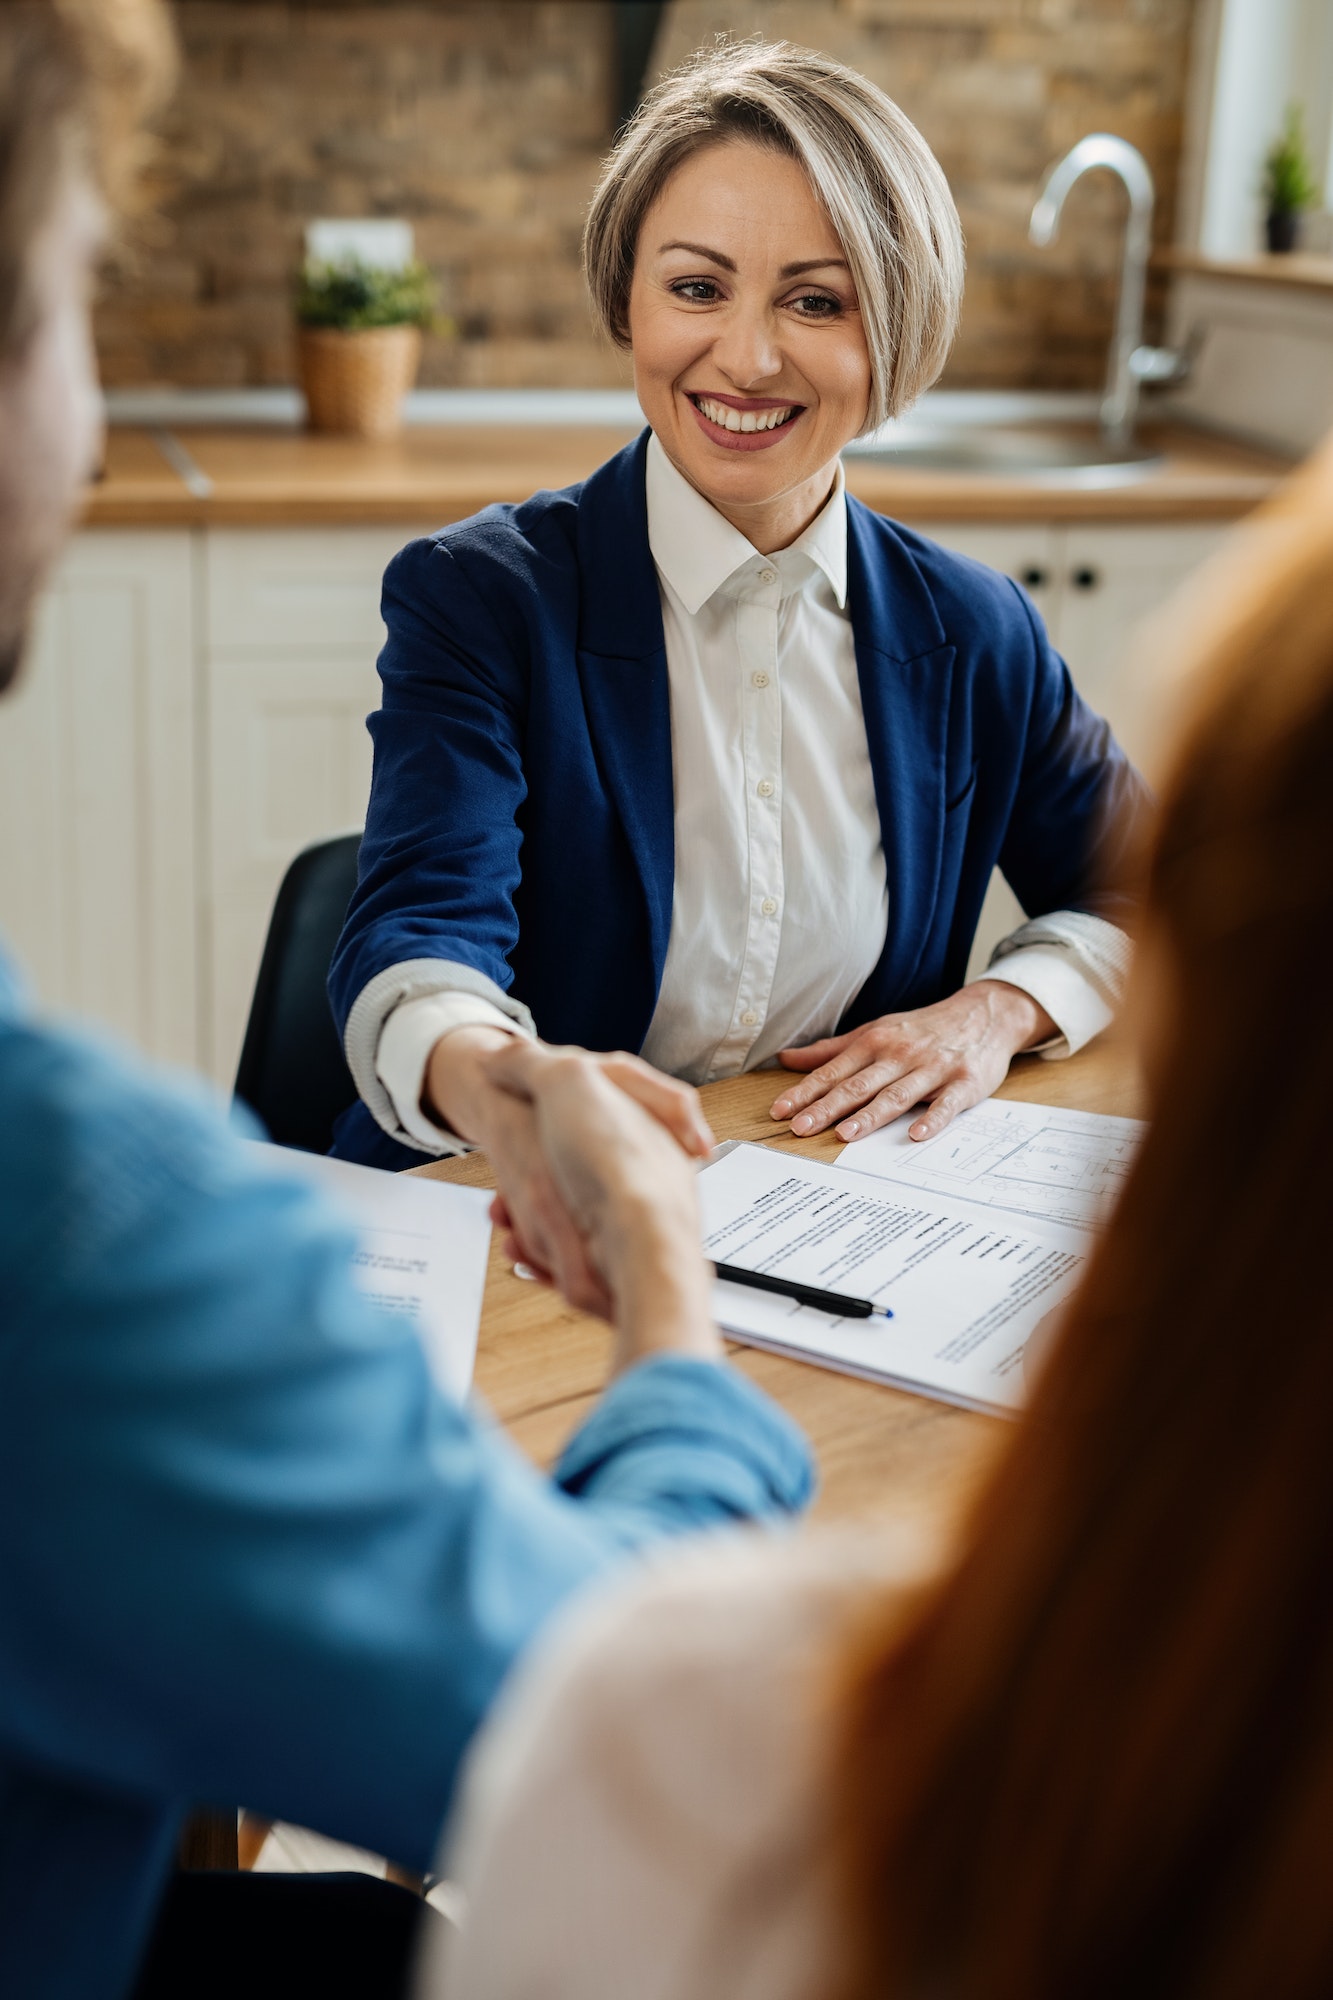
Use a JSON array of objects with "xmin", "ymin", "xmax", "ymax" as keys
[
  {"xmin": 0, "ymin": 942, "xmax": 27, "ymax": 1020},
  {"xmin": 0, "ymin": 990, "xmax": 304, "ymax": 1311}
]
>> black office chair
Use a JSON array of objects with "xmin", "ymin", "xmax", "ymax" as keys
[{"xmin": 234, "ymin": 831, "xmax": 363, "ymax": 1154}]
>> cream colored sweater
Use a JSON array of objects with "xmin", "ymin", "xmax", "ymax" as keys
[{"xmin": 423, "ymin": 1525, "xmax": 936, "ymax": 2000}]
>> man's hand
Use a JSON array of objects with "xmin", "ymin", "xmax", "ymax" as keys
[
  {"xmin": 424, "ymin": 1028, "xmax": 714, "ymax": 1324},
  {"xmin": 484, "ymin": 1040, "xmax": 720, "ymax": 1371},
  {"xmin": 770, "ymin": 982, "xmax": 1056, "ymax": 1144}
]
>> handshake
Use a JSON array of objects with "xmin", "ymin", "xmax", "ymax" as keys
[{"xmin": 474, "ymin": 1039, "xmax": 724, "ymax": 1376}]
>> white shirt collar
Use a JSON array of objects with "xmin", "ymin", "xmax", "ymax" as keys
[{"xmin": 645, "ymin": 431, "xmax": 848, "ymax": 616}]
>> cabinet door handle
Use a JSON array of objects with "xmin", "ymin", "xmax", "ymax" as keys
[
  {"xmin": 1018, "ymin": 565, "xmax": 1049, "ymax": 589},
  {"xmin": 1071, "ymin": 565, "xmax": 1101, "ymax": 591}
]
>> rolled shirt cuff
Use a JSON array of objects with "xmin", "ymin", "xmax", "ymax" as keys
[
  {"xmin": 973, "ymin": 944, "xmax": 1114, "ymax": 1060},
  {"xmin": 556, "ymin": 1352, "xmax": 816, "ymax": 1536},
  {"xmin": 343, "ymin": 957, "xmax": 537, "ymax": 1155},
  {"xmin": 376, "ymin": 991, "xmax": 530, "ymax": 1156}
]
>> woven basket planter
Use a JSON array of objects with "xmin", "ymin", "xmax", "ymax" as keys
[{"xmin": 298, "ymin": 324, "xmax": 423, "ymax": 439}]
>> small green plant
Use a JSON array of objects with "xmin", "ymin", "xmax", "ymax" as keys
[
  {"xmin": 1263, "ymin": 104, "xmax": 1320, "ymax": 217},
  {"xmin": 296, "ymin": 257, "xmax": 438, "ymax": 332}
]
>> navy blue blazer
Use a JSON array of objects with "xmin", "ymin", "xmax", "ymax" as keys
[{"xmin": 329, "ymin": 432, "xmax": 1146, "ymax": 1168}]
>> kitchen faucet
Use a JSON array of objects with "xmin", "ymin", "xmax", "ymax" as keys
[{"xmin": 1030, "ymin": 134, "xmax": 1186, "ymax": 453}]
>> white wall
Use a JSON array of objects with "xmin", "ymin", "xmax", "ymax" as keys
[
  {"xmin": 1194, "ymin": 0, "xmax": 1333, "ymax": 259},
  {"xmin": 1163, "ymin": 0, "xmax": 1333, "ymax": 459},
  {"xmin": 1166, "ymin": 275, "xmax": 1333, "ymax": 456}
]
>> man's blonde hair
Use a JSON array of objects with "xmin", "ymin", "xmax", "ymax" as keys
[
  {"xmin": 0, "ymin": 0, "xmax": 174, "ymax": 353},
  {"xmin": 583, "ymin": 40, "xmax": 964, "ymax": 433}
]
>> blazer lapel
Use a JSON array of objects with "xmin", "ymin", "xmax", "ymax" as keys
[
  {"xmin": 574, "ymin": 433, "xmax": 676, "ymax": 990},
  {"xmin": 846, "ymin": 498, "xmax": 957, "ymax": 1007}
]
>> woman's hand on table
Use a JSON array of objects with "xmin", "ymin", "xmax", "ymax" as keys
[
  {"xmin": 425, "ymin": 1026, "xmax": 715, "ymax": 1333},
  {"xmin": 769, "ymin": 982, "xmax": 1056, "ymax": 1144},
  {"xmin": 483, "ymin": 1039, "xmax": 720, "ymax": 1371}
]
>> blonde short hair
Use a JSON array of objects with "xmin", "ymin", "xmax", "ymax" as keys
[{"xmin": 583, "ymin": 40, "xmax": 964, "ymax": 433}]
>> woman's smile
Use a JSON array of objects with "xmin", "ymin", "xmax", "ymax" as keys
[{"xmin": 686, "ymin": 390, "xmax": 807, "ymax": 451}]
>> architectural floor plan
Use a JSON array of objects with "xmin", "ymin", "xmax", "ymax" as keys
[{"xmin": 837, "ymin": 1097, "xmax": 1146, "ymax": 1232}]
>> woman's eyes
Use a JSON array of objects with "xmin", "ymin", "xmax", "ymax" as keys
[
  {"xmin": 669, "ymin": 278, "xmax": 723, "ymax": 304},
  {"xmin": 786, "ymin": 291, "xmax": 843, "ymax": 319},
  {"xmin": 666, "ymin": 278, "xmax": 845, "ymax": 319}
]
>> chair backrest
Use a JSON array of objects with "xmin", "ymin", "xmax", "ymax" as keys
[{"xmin": 234, "ymin": 831, "xmax": 362, "ymax": 1154}]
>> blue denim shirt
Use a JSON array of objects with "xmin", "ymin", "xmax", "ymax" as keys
[{"xmin": 0, "ymin": 949, "xmax": 813, "ymax": 1999}]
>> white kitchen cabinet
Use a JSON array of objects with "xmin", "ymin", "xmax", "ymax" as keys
[
  {"xmin": 0, "ymin": 530, "xmax": 196, "ymax": 1063},
  {"xmin": 202, "ymin": 527, "xmax": 408, "ymax": 1081},
  {"xmin": 1056, "ymin": 524, "xmax": 1226, "ymax": 769},
  {"xmin": 205, "ymin": 527, "xmax": 407, "ymax": 655},
  {"xmin": 912, "ymin": 518, "xmax": 1230, "ymax": 977}
]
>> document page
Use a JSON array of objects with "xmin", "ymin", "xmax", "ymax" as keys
[
  {"xmin": 253, "ymin": 1148, "xmax": 491, "ymax": 1402},
  {"xmin": 699, "ymin": 1143, "xmax": 1089, "ymax": 1415},
  {"xmin": 837, "ymin": 1097, "xmax": 1145, "ymax": 1233}
]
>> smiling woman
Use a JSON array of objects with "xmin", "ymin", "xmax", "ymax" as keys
[
  {"xmin": 584, "ymin": 44, "xmax": 962, "ymax": 437},
  {"xmin": 326, "ymin": 41, "xmax": 1148, "ymax": 1299},
  {"xmin": 624, "ymin": 144, "xmax": 876, "ymax": 547}
]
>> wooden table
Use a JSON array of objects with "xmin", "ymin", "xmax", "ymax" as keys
[{"xmin": 418, "ymin": 1035, "xmax": 1142, "ymax": 1527}]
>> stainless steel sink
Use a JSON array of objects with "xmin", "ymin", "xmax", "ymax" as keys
[{"xmin": 846, "ymin": 424, "xmax": 1164, "ymax": 486}]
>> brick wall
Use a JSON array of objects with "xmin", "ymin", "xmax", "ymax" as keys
[{"xmin": 95, "ymin": 0, "xmax": 1195, "ymax": 393}]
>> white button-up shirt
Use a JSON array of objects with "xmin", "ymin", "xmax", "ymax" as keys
[
  {"xmin": 369, "ymin": 438, "xmax": 1121, "ymax": 1154},
  {"xmin": 637, "ymin": 439, "xmax": 887, "ymax": 1085}
]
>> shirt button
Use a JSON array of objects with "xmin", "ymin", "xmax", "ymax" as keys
[
  {"xmin": 741, "ymin": 1010, "xmax": 759, "ymax": 1026},
  {"xmin": 756, "ymin": 778, "xmax": 775, "ymax": 797},
  {"xmin": 752, "ymin": 671, "xmax": 770, "ymax": 690},
  {"xmin": 760, "ymin": 897, "xmax": 777, "ymax": 916},
  {"xmin": 759, "ymin": 568, "xmax": 777, "ymax": 586}
]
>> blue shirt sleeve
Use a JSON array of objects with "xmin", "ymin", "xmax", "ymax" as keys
[{"xmin": 0, "ymin": 996, "xmax": 812, "ymax": 1872}]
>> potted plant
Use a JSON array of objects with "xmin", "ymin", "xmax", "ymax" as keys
[
  {"xmin": 1262, "ymin": 105, "xmax": 1319, "ymax": 254},
  {"xmin": 296, "ymin": 258, "xmax": 438, "ymax": 438}
]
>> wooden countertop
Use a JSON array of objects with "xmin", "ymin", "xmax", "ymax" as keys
[
  {"xmin": 83, "ymin": 420, "xmax": 1289, "ymax": 530},
  {"xmin": 420, "ymin": 1035, "xmax": 1142, "ymax": 1528},
  {"xmin": 1158, "ymin": 246, "xmax": 1333, "ymax": 293}
]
